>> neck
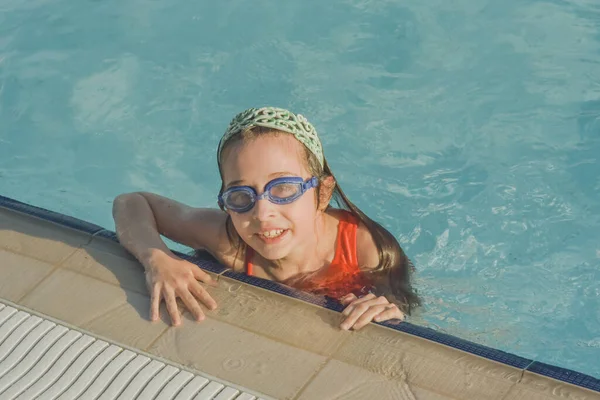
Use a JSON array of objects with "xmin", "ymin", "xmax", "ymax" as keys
[{"xmin": 260, "ymin": 211, "xmax": 332, "ymax": 281}]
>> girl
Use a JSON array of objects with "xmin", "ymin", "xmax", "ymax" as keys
[{"xmin": 113, "ymin": 107, "xmax": 420, "ymax": 330}]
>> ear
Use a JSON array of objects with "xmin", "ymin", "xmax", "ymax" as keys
[{"xmin": 317, "ymin": 176, "xmax": 336, "ymax": 211}]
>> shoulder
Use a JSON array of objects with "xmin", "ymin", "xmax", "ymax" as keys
[
  {"xmin": 327, "ymin": 208, "xmax": 379, "ymax": 270},
  {"xmin": 185, "ymin": 207, "xmax": 249, "ymax": 271},
  {"xmin": 136, "ymin": 192, "xmax": 234, "ymax": 258},
  {"xmin": 356, "ymin": 221, "xmax": 380, "ymax": 270},
  {"xmin": 184, "ymin": 208, "xmax": 239, "ymax": 261}
]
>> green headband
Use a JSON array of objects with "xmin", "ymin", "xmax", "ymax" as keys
[{"xmin": 218, "ymin": 107, "xmax": 324, "ymax": 167}]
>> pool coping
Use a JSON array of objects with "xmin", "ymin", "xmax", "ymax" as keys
[
  {"xmin": 0, "ymin": 298, "xmax": 273, "ymax": 400},
  {"xmin": 1, "ymin": 194, "xmax": 599, "ymax": 393}
]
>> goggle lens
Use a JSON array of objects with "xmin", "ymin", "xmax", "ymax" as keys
[
  {"xmin": 224, "ymin": 190, "xmax": 254, "ymax": 209},
  {"xmin": 269, "ymin": 182, "xmax": 301, "ymax": 200},
  {"xmin": 219, "ymin": 177, "xmax": 317, "ymax": 213}
]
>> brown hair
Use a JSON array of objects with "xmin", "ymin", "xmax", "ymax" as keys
[{"xmin": 217, "ymin": 127, "xmax": 421, "ymax": 314}]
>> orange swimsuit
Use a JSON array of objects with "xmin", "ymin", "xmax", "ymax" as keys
[{"xmin": 244, "ymin": 211, "xmax": 373, "ymax": 298}]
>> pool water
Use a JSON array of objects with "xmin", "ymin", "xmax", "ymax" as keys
[{"xmin": 1, "ymin": 0, "xmax": 599, "ymax": 378}]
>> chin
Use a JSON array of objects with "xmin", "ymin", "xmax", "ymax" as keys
[
  {"xmin": 251, "ymin": 237, "xmax": 293, "ymax": 260},
  {"xmin": 256, "ymin": 245, "xmax": 290, "ymax": 261}
]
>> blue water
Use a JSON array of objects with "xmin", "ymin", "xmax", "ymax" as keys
[{"xmin": 1, "ymin": 0, "xmax": 599, "ymax": 378}]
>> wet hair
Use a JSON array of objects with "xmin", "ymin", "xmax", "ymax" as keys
[{"xmin": 217, "ymin": 127, "xmax": 421, "ymax": 314}]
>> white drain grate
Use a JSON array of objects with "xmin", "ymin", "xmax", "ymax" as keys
[{"xmin": 0, "ymin": 301, "xmax": 266, "ymax": 400}]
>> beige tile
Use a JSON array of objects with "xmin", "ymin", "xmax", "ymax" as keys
[
  {"xmin": 19, "ymin": 268, "xmax": 167, "ymax": 350},
  {"xmin": 61, "ymin": 246, "xmax": 148, "ymax": 296},
  {"xmin": 148, "ymin": 316, "xmax": 326, "ymax": 400},
  {"xmin": 203, "ymin": 277, "xmax": 349, "ymax": 357},
  {"xmin": 411, "ymin": 387, "xmax": 459, "ymax": 400},
  {"xmin": 87, "ymin": 235, "xmax": 138, "ymax": 261},
  {"xmin": 0, "ymin": 208, "xmax": 89, "ymax": 264},
  {"xmin": 297, "ymin": 359, "xmax": 418, "ymax": 400},
  {"xmin": 19, "ymin": 268, "xmax": 126, "ymax": 324},
  {"xmin": 82, "ymin": 290, "xmax": 170, "ymax": 350},
  {"xmin": 333, "ymin": 325, "xmax": 521, "ymax": 400},
  {"xmin": 501, "ymin": 371, "xmax": 600, "ymax": 400},
  {"xmin": 0, "ymin": 249, "xmax": 55, "ymax": 301}
]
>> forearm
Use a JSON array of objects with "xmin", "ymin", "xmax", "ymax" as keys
[{"xmin": 112, "ymin": 193, "xmax": 173, "ymax": 268}]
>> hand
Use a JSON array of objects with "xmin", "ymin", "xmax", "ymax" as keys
[
  {"xmin": 339, "ymin": 293, "xmax": 405, "ymax": 331},
  {"xmin": 144, "ymin": 251, "xmax": 218, "ymax": 326}
]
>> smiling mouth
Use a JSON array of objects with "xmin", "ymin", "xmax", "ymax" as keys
[{"xmin": 258, "ymin": 229, "xmax": 286, "ymax": 239}]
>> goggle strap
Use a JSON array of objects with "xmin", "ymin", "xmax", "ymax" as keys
[{"xmin": 301, "ymin": 177, "xmax": 319, "ymax": 192}]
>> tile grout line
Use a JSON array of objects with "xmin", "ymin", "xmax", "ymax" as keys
[
  {"xmin": 290, "ymin": 357, "xmax": 332, "ymax": 400},
  {"xmin": 499, "ymin": 382, "xmax": 519, "ymax": 400},
  {"xmin": 11, "ymin": 225, "xmax": 98, "ymax": 303},
  {"xmin": 0, "ymin": 208, "xmax": 99, "ymax": 265},
  {"xmin": 142, "ymin": 325, "xmax": 172, "ymax": 353},
  {"xmin": 79, "ymin": 300, "xmax": 142, "ymax": 330},
  {"xmin": 497, "ymin": 360, "xmax": 530, "ymax": 400},
  {"xmin": 2, "ymin": 245, "xmax": 81, "ymax": 266},
  {"xmin": 518, "ymin": 360, "xmax": 535, "ymax": 383},
  {"xmin": 291, "ymin": 328, "xmax": 355, "ymax": 400},
  {"xmin": 15, "ymin": 243, "xmax": 89, "ymax": 304}
]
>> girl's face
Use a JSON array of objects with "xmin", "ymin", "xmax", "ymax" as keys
[{"xmin": 220, "ymin": 134, "xmax": 319, "ymax": 261}]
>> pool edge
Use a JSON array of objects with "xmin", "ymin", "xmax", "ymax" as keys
[{"xmin": 1, "ymin": 193, "xmax": 598, "ymax": 394}]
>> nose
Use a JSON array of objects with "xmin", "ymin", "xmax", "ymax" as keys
[{"xmin": 252, "ymin": 196, "xmax": 276, "ymax": 221}]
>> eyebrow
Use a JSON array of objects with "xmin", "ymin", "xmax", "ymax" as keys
[{"xmin": 226, "ymin": 171, "xmax": 300, "ymax": 188}]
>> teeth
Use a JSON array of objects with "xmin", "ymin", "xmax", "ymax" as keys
[{"xmin": 261, "ymin": 229, "xmax": 284, "ymax": 238}]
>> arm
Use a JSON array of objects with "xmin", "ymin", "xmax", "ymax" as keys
[
  {"xmin": 112, "ymin": 192, "xmax": 229, "ymax": 263},
  {"xmin": 112, "ymin": 192, "xmax": 230, "ymax": 326}
]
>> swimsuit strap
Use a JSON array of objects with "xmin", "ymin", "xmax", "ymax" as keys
[
  {"xmin": 245, "ymin": 246, "xmax": 254, "ymax": 276},
  {"xmin": 331, "ymin": 210, "xmax": 360, "ymax": 271}
]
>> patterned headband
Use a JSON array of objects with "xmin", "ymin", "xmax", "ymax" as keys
[{"xmin": 218, "ymin": 107, "xmax": 324, "ymax": 167}]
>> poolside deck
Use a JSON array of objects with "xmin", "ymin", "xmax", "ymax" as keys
[{"xmin": 1, "ymin": 205, "xmax": 598, "ymax": 400}]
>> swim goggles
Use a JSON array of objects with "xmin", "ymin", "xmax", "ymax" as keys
[{"xmin": 218, "ymin": 176, "xmax": 318, "ymax": 213}]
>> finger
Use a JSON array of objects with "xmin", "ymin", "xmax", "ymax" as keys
[
  {"xmin": 179, "ymin": 290, "xmax": 205, "ymax": 322},
  {"xmin": 341, "ymin": 302, "xmax": 387, "ymax": 331},
  {"xmin": 163, "ymin": 288, "xmax": 182, "ymax": 327},
  {"xmin": 341, "ymin": 294, "xmax": 378, "ymax": 316},
  {"xmin": 339, "ymin": 293, "xmax": 358, "ymax": 306},
  {"xmin": 351, "ymin": 305, "xmax": 390, "ymax": 331},
  {"xmin": 374, "ymin": 305, "xmax": 406, "ymax": 323},
  {"xmin": 150, "ymin": 284, "xmax": 161, "ymax": 322},
  {"xmin": 340, "ymin": 297, "xmax": 391, "ymax": 330},
  {"xmin": 190, "ymin": 282, "xmax": 218, "ymax": 311},
  {"xmin": 341, "ymin": 294, "xmax": 384, "ymax": 317},
  {"xmin": 191, "ymin": 266, "xmax": 218, "ymax": 287}
]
